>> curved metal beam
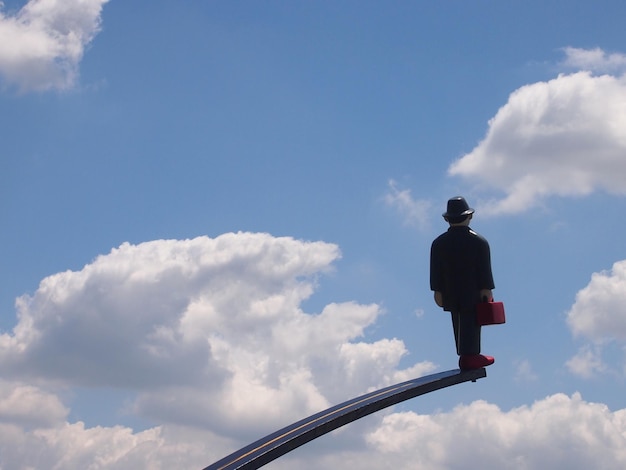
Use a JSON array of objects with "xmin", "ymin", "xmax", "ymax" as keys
[{"xmin": 203, "ymin": 368, "xmax": 486, "ymax": 470}]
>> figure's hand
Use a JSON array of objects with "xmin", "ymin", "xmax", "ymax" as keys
[
  {"xmin": 480, "ymin": 289, "xmax": 493, "ymax": 302},
  {"xmin": 434, "ymin": 291, "xmax": 443, "ymax": 307}
]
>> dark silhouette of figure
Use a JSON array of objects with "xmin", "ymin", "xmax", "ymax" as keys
[{"xmin": 430, "ymin": 197, "xmax": 495, "ymax": 369}]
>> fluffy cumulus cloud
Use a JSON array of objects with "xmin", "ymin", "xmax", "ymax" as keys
[
  {"xmin": 0, "ymin": 380, "xmax": 67, "ymax": 428},
  {"xmin": 567, "ymin": 260, "xmax": 626, "ymax": 342},
  {"xmin": 0, "ymin": 232, "xmax": 436, "ymax": 468},
  {"xmin": 1, "ymin": 233, "xmax": 425, "ymax": 426},
  {"xmin": 357, "ymin": 393, "xmax": 626, "ymax": 470},
  {"xmin": 448, "ymin": 48, "xmax": 626, "ymax": 216},
  {"xmin": 0, "ymin": 0, "xmax": 109, "ymax": 92},
  {"xmin": 566, "ymin": 260, "xmax": 626, "ymax": 377}
]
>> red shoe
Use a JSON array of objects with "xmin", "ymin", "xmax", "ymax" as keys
[{"xmin": 459, "ymin": 354, "xmax": 495, "ymax": 370}]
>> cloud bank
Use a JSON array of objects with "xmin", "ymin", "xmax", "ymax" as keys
[
  {"xmin": 448, "ymin": 48, "xmax": 626, "ymax": 216},
  {"xmin": 0, "ymin": 0, "xmax": 109, "ymax": 92},
  {"xmin": 2, "ymin": 383, "xmax": 625, "ymax": 469}
]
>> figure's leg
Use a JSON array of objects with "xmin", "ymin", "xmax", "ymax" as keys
[
  {"xmin": 451, "ymin": 312, "xmax": 461, "ymax": 355},
  {"xmin": 457, "ymin": 309, "xmax": 494, "ymax": 369},
  {"xmin": 458, "ymin": 309, "xmax": 481, "ymax": 355}
]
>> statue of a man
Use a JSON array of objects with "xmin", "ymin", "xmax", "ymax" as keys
[{"xmin": 430, "ymin": 197, "xmax": 495, "ymax": 369}]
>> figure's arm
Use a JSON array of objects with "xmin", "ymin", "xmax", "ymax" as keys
[
  {"xmin": 478, "ymin": 240, "xmax": 495, "ymax": 290},
  {"xmin": 477, "ymin": 239, "xmax": 495, "ymax": 301},
  {"xmin": 430, "ymin": 242, "xmax": 444, "ymax": 308}
]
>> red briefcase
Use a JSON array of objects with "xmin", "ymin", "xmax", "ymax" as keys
[{"xmin": 476, "ymin": 300, "xmax": 506, "ymax": 326}]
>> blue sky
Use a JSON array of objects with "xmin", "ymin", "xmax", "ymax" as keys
[{"xmin": 2, "ymin": 1, "xmax": 626, "ymax": 468}]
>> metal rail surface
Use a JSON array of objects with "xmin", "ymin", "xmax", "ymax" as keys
[{"xmin": 203, "ymin": 368, "xmax": 486, "ymax": 470}]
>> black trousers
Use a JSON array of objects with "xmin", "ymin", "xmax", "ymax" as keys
[{"xmin": 451, "ymin": 309, "xmax": 481, "ymax": 355}]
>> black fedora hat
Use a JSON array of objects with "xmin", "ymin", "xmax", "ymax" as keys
[{"xmin": 443, "ymin": 196, "xmax": 474, "ymax": 218}]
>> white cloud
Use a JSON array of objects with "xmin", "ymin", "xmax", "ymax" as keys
[
  {"xmin": 339, "ymin": 339, "xmax": 436, "ymax": 392},
  {"xmin": 0, "ymin": 379, "xmax": 198, "ymax": 469},
  {"xmin": 513, "ymin": 359, "xmax": 538, "ymax": 383},
  {"xmin": 566, "ymin": 345, "xmax": 608, "ymax": 379},
  {"xmin": 566, "ymin": 260, "xmax": 626, "ymax": 342},
  {"xmin": 361, "ymin": 393, "xmax": 626, "ymax": 470},
  {"xmin": 2, "ymin": 380, "xmax": 626, "ymax": 469},
  {"xmin": 565, "ymin": 260, "xmax": 626, "ymax": 378},
  {"xmin": 562, "ymin": 47, "xmax": 626, "ymax": 74},
  {"xmin": 0, "ymin": 233, "xmax": 428, "ymax": 441},
  {"xmin": 384, "ymin": 179, "xmax": 432, "ymax": 230},
  {"xmin": 0, "ymin": 380, "xmax": 67, "ymax": 428},
  {"xmin": 449, "ymin": 50, "xmax": 626, "ymax": 215},
  {"xmin": 0, "ymin": 0, "xmax": 109, "ymax": 92},
  {"xmin": 0, "ymin": 410, "xmax": 221, "ymax": 470}
]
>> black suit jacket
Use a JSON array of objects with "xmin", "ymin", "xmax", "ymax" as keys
[{"xmin": 430, "ymin": 226, "xmax": 495, "ymax": 312}]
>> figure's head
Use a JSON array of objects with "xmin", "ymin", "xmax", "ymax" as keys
[{"xmin": 443, "ymin": 196, "xmax": 474, "ymax": 225}]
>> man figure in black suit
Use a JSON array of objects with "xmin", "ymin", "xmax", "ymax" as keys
[{"xmin": 430, "ymin": 197, "xmax": 495, "ymax": 369}]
